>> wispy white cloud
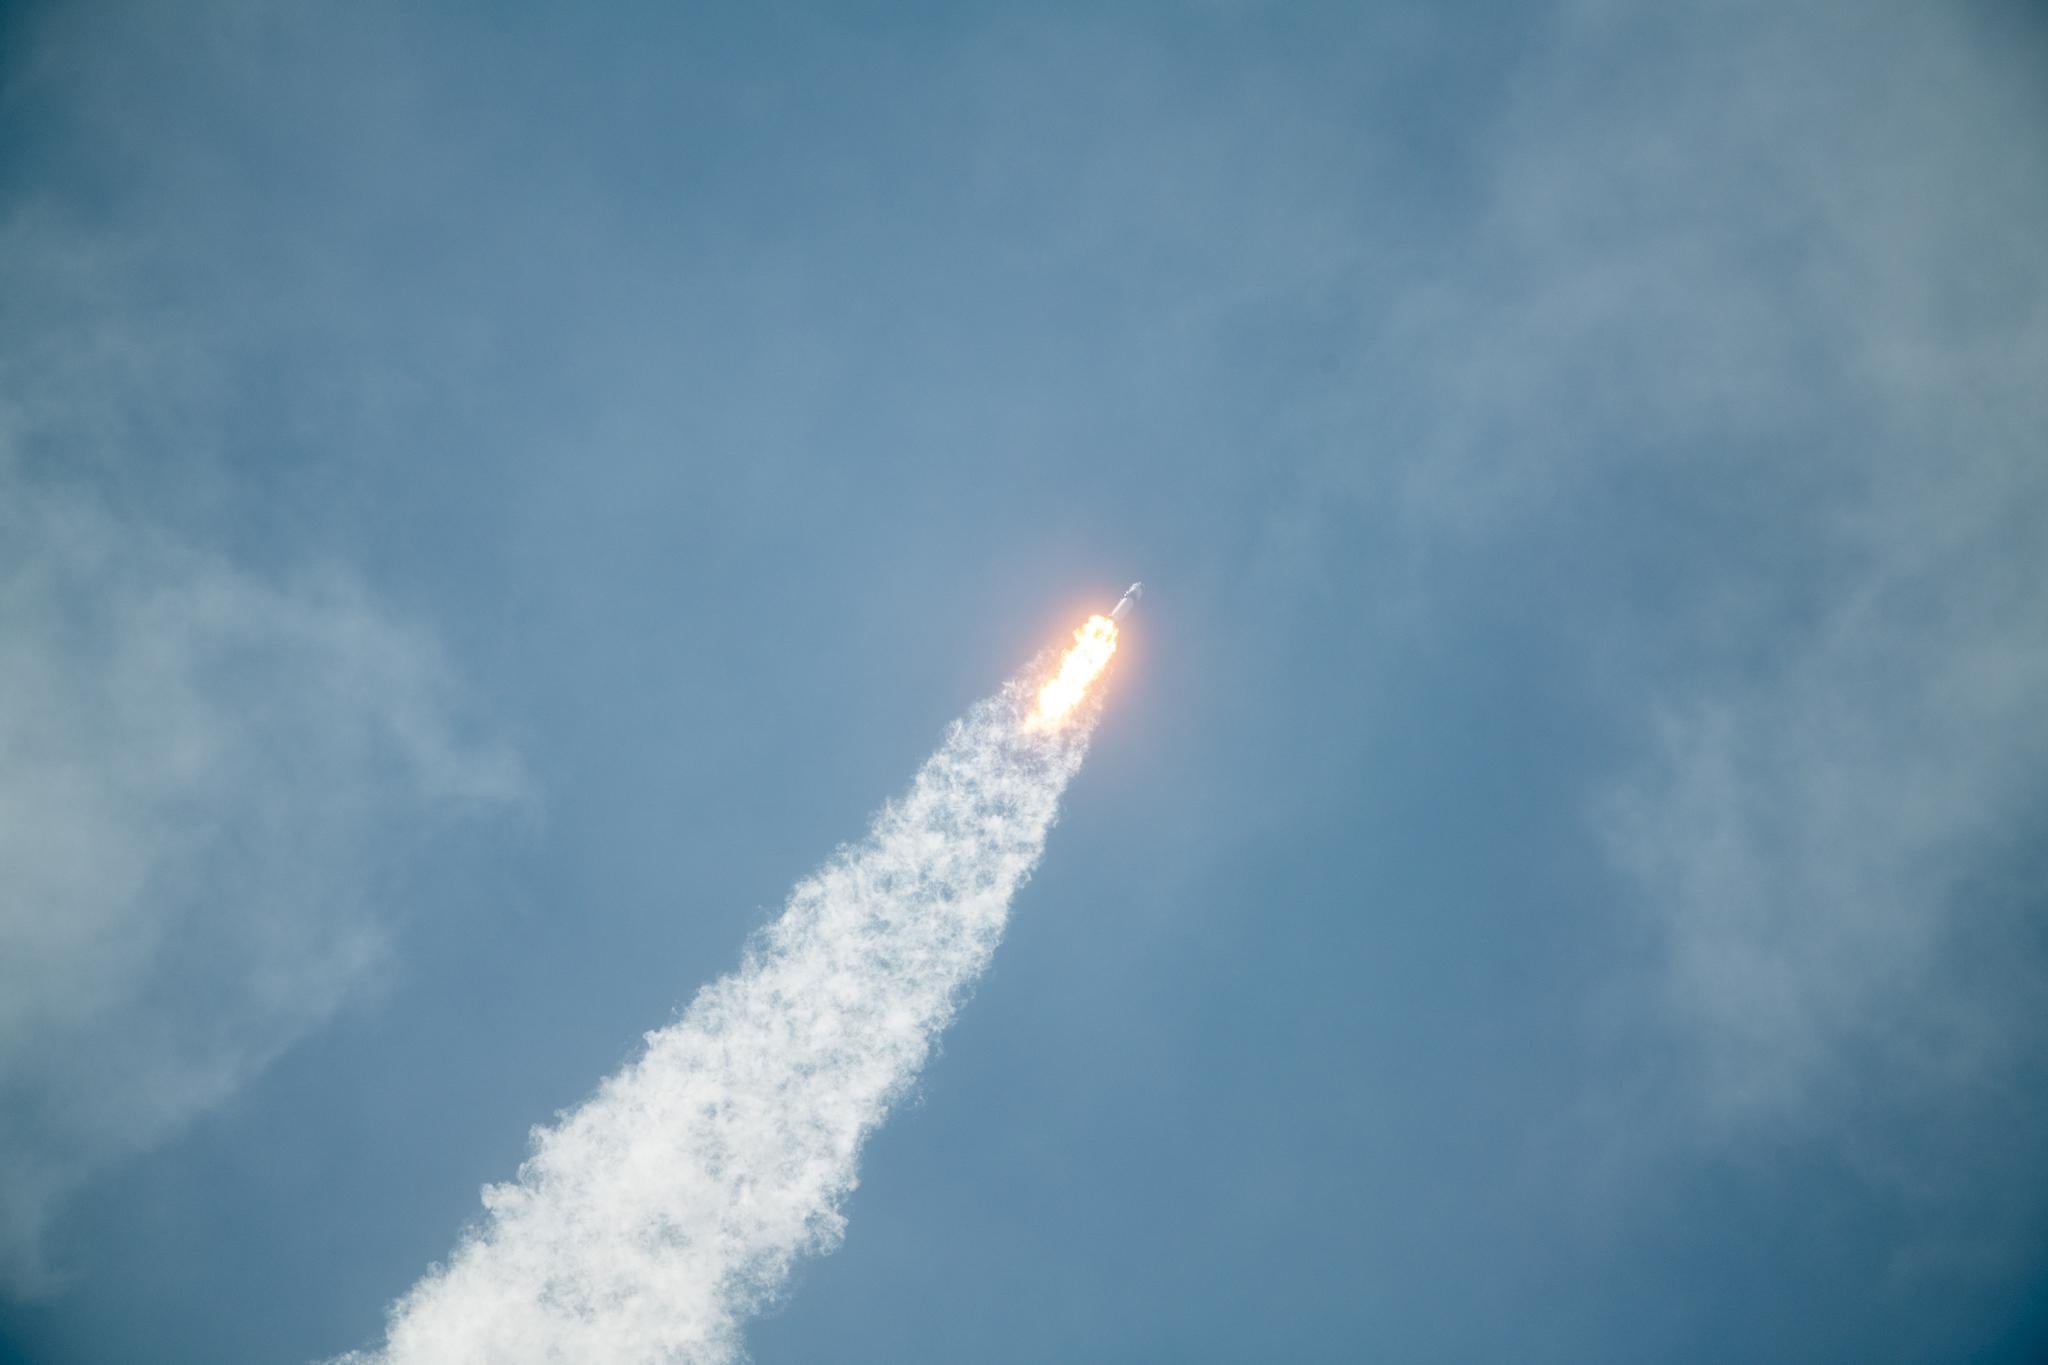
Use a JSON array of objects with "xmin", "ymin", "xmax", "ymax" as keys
[
  {"xmin": 1366, "ymin": 0, "xmax": 2048, "ymax": 1145},
  {"xmin": 0, "ymin": 464, "xmax": 528, "ymax": 1295},
  {"xmin": 0, "ymin": 19, "xmax": 529, "ymax": 1289},
  {"xmin": 1542, "ymin": 3, "xmax": 2048, "ymax": 1124},
  {"xmin": 1229, "ymin": 0, "xmax": 2047, "ymax": 1166}
]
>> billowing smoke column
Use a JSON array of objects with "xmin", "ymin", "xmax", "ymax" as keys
[{"xmin": 339, "ymin": 610, "xmax": 1127, "ymax": 1365}]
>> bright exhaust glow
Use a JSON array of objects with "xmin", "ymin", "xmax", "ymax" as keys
[{"xmin": 1032, "ymin": 614, "xmax": 1118, "ymax": 729}]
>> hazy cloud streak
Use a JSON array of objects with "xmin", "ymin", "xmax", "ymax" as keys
[{"xmin": 0, "ymin": 469, "xmax": 528, "ymax": 1295}]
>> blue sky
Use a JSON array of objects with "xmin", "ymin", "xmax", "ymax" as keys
[{"xmin": 2, "ymin": 1, "xmax": 2046, "ymax": 1360}]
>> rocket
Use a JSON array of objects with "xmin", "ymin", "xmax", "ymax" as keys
[{"xmin": 1109, "ymin": 582, "xmax": 1143, "ymax": 621}]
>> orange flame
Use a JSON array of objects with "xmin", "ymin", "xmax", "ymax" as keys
[{"xmin": 1032, "ymin": 614, "xmax": 1119, "ymax": 728}]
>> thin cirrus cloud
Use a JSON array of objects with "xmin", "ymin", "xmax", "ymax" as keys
[
  {"xmin": 1361, "ymin": 2, "xmax": 2048, "ymax": 1144},
  {"xmin": 0, "ymin": 468, "xmax": 530, "ymax": 1296}
]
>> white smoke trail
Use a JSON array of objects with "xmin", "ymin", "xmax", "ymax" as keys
[{"xmin": 340, "ymin": 665, "xmax": 1105, "ymax": 1365}]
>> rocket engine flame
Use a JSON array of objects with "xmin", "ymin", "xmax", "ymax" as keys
[{"xmin": 1033, "ymin": 614, "xmax": 1119, "ymax": 728}]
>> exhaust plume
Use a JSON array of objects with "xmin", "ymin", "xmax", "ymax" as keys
[{"xmin": 339, "ymin": 619, "xmax": 1121, "ymax": 1364}]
